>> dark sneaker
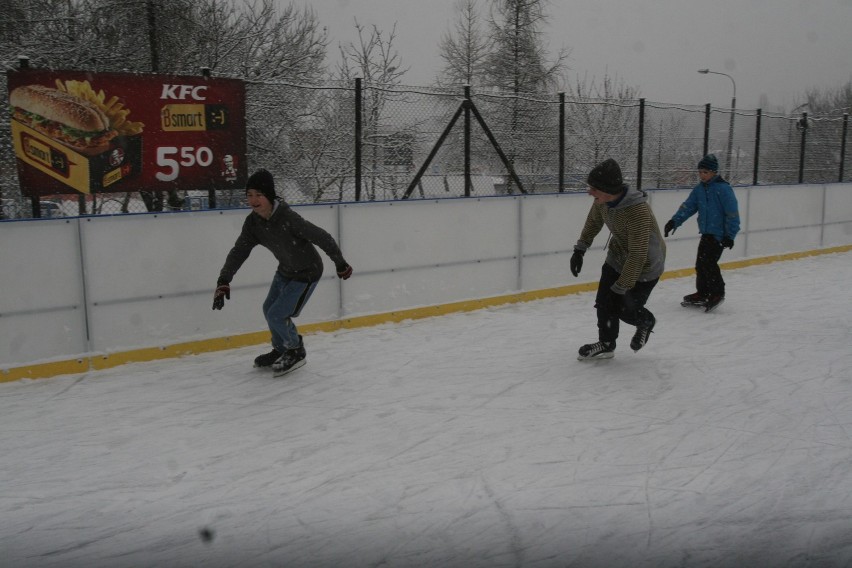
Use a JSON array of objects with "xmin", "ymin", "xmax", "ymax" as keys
[
  {"xmin": 704, "ymin": 295, "xmax": 725, "ymax": 312},
  {"xmin": 578, "ymin": 341, "xmax": 615, "ymax": 361},
  {"xmin": 630, "ymin": 322, "xmax": 655, "ymax": 352},
  {"xmin": 681, "ymin": 292, "xmax": 707, "ymax": 306},
  {"xmin": 272, "ymin": 336, "xmax": 306, "ymax": 376},
  {"xmin": 254, "ymin": 348, "xmax": 282, "ymax": 368},
  {"xmin": 272, "ymin": 350, "xmax": 306, "ymax": 376}
]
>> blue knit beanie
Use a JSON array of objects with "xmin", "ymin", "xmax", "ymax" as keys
[
  {"xmin": 697, "ymin": 154, "xmax": 719, "ymax": 172},
  {"xmin": 246, "ymin": 169, "xmax": 276, "ymax": 202}
]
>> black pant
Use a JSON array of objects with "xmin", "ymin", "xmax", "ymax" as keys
[
  {"xmin": 695, "ymin": 234, "xmax": 725, "ymax": 297},
  {"xmin": 595, "ymin": 263, "xmax": 659, "ymax": 345}
]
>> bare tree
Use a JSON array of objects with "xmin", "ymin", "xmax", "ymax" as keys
[
  {"xmin": 467, "ymin": 0, "xmax": 568, "ymax": 192},
  {"xmin": 336, "ymin": 21, "xmax": 409, "ymax": 200},
  {"xmin": 438, "ymin": 0, "xmax": 492, "ymax": 87},
  {"xmin": 484, "ymin": 0, "xmax": 568, "ymax": 93},
  {"xmin": 799, "ymin": 80, "xmax": 852, "ymax": 182},
  {"xmin": 0, "ymin": 0, "xmax": 331, "ymax": 210},
  {"xmin": 565, "ymin": 74, "xmax": 640, "ymax": 179}
]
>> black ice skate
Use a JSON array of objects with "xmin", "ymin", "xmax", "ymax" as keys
[
  {"xmin": 681, "ymin": 292, "xmax": 707, "ymax": 308},
  {"xmin": 272, "ymin": 337, "xmax": 306, "ymax": 377},
  {"xmin": 254, "ymin": 348, "xmax": 282, "ymax": 368},
  {"xmin": 704, "ymin": 295, "xmax": 725, "ymax": 313},
  {"xmin": 630, "ymin": 321, "xmax": 655, "ymax": 352},
  {"xmin": 577, "ymin": 341, "xmax": 615, "ymax": 361}
]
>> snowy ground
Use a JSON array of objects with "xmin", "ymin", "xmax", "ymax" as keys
[{"xmin": 2, "ymin": 252, "xmax": 852, "ymax": 568}]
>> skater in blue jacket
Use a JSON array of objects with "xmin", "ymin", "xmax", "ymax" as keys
[{"xmin": 664, "ymin": 154, "xmax": 740, "ymax": 312}]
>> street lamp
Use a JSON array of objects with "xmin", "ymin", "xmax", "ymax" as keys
[{"xmin": 698, "ymin": 68, "xmax": 736, "ymax": 178}]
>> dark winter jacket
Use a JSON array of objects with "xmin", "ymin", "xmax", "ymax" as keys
[
  {"xmin": 670, "ymin": 175, "xmax": 740, "ymax": 241},
  {"xmin": 218, "ymin": 202, "xmax": 347, "ymax": 285},
  {"xmin": 575, "ymin": 186, "xmax": 666, "ymax": 294}
]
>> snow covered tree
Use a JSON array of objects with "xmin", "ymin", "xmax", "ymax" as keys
[
  {"xmin": 565, "ymin": 74, "xmax": 640, "ymax": 182},
  {"xmin": 335, "ymin": 21, "xmax": 410, "ymax": 200},
  {"xmin": 483, "ymin": 0, "xmax": 568, "ymax": 94},
  {"xmin": 798, "ymin": 80, "xmax": 852, "ymax": 182},
  {"xmin": 463, "ymin": 0, "xmax": 568, "ymax": 192},
  {"xmin": 438, "ymin": 0, "xmax": 492, "ymax": 88}
]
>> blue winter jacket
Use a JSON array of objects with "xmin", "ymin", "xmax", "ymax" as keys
[{"xmin": 670, "ymin": 175, "xmax": 740, "ymax": 241}]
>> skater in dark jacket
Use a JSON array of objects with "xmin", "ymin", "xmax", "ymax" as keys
[
  {"xmin": 213, "ymin": 169, "xmax": 353, "ymax": 376},
  {"xmin": 570, "ymin": 158, "xmax": 667, "ymax": 361},
  {"xmin": 664, "ymin": 154, "xmax": 740, "ymax": 312}
]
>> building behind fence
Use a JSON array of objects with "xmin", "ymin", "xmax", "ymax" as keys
[{"xmin": 1, "ymin": 70, "xmax": 850, "ymax": 219}]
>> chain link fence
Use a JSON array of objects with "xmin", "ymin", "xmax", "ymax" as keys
[{"xmin": 2, "ymin": 72, "xmax": 850, "ymax": 219}]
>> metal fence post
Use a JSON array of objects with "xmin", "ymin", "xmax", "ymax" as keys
[
  {"xmin": 703, "ymin": 103, "xmax": 711, "ymax": 157},
  {"xmin": 464, "ymin": 85, "xmax": 471, "ymax": 197},
  {"xmin": 840, "ymin": 113, "xmax": 848, "ymax": 183},
  {"xmin": 753, "ymin": 109, "xmax": 762, "ymax": 186},
  {"xmin": 201, "ymin": 66, "xmax": 216, "ymax": 209},
  {"xmin": 798, "ymin": 112, "xmax": 808, "ymax": 184},
  {"xmin": 637, "ymin": 98, "xmax": 645, "ymax": 190},
  {"xmin": 558, "ymin": 92, "xmax": 565, "ymax": 192},
  {"xmin": 354, "ymin": 78, "xmax": 362, "ymax": 202}
]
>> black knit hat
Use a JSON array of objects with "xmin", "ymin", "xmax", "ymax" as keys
[
  {"xmin": 246, "ymin": 169, "xmax": 276, "ymax": 202},
  {"xmin": 587, "ymin": 158, "xmax": 625, "ymax": 194},
  {"xmin": 697, "ymin": 154, "xmax": 719, "ymax": 172}
]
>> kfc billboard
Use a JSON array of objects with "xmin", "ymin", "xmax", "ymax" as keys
[{"xmin": 7, "ymin": 69, "xmax": 247, "ymax": 196}]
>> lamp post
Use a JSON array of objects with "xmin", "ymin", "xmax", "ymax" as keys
[{"xmin": 698, "ymin": 68, "xmax": 736, "ymax": 178}]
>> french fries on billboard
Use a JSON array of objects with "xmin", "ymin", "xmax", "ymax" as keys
[{"xmin": 10, "ymin": 80, "xmax": 143, "ymax": 156}]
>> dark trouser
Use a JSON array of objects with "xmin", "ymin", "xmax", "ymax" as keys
[
  {"xmin": 595, "ymin": 263, "xmax": 659, "ymax": 346},
  {"xmin": 695, "ymin": 234, "xmax": 725, "ymax": 297}
]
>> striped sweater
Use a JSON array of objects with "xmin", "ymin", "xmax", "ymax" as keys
[{"xmin": 575, "ymin": 186, "xmax": 666, "ymax": 294}]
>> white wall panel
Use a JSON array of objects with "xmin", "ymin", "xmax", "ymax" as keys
[
  {"xmin": 521, "ymin": 251, "xmax": 573, "ymax": 290},
  {"xmin": 748, "ymin": 185, "xmax": 823, "ymax": 232},
  {"xmin": 342, "ymin": 259, "xmax": 518, "ymax": 315},
  {"xmin": 0, "ymin": 219, "xmax": 87, "ymax": 365},
  {"xmin": 825, "ymin": 184, "xmax": 852, "ymax": 224},
  {"xmin": 747, "ymin": 227, "xmax": 823, "ymax": 256},
  {"xmin": 340, "ymin": 198, "xmax": 517, "ymax": 272},
  {"xmin": 649, "ymin": 189, "xmax": 690, "ymax": 228},
  {"xmin": 520, "ymin": 193, "xmax": 588, "ymax": 255},
  {"xmin": 2, "ymin": 183, "xmax": 852, "ymax": 369},
  {"xmin": 823, "ymin": 222, "xmax": 852, "ymax": 246}
]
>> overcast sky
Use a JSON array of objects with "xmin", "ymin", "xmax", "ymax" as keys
[{"xmin": 288, "ymin": 0, "xmax": 852, "ymax": 112}]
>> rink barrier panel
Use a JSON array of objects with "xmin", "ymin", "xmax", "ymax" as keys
[
  {"xmin": 3, "ymin": 245, "xmax": 851, "ymax": 383},
  {"xmin": 1, "ymin": 183, "xmax": 851, "ymax": 382}
]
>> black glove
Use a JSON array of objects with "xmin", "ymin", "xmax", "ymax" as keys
[
  {"xmin": 721, "ymin": 237, "xmax": 734, "ymax": 249},
  {"xmin": 664, "ymin": 220, "xmax": 676, "ymax": 237},
  {"xmin": 570, "ymin": 249, "xmax": 584, "ymax": 277},
  {"xmin": 337, "ymin": 264, "xmax": 353, "ymax": 280},
  {"xmin": 212, "ymin": 283, "xmax": 230, "ymax": 310}
]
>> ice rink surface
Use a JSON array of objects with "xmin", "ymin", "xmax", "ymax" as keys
[{"xmin": 2, "ymin": 251, "xmax": 852, "ymax": 568}]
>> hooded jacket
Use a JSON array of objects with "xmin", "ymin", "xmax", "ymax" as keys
[
  {"xmin": 218, "ymin": 202, "xmax": 347, "ymax": 285},
  {"xmin": 670, "ymin": 175, "xmax": 740, "ymax": 241},
  {"xmin": 575, "ymin": 186, "xmax": 667, "ymax": 294}
]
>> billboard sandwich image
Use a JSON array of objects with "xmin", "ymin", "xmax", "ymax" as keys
[{"xmin": 10, "ymin": 79, "xmax": 144, "ymax": 194}]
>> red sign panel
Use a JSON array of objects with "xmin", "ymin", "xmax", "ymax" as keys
[{"xmin": 7, "ymin": 69, "xmax": 247, "ymax": 196}]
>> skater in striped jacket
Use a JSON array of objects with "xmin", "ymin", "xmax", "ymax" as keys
[{"xmin": 570, "ymin": 158, "xmax": 667, "ymax": 361}]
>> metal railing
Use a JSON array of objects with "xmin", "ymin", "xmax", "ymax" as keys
[{"xmin": 1, "ymin": 74, "xmax": 849, "ymax": 219}]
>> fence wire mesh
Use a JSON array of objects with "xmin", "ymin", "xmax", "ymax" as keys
[{"xmin": 1, "ymin": 75, "xmax": 850, "ymax": 219}]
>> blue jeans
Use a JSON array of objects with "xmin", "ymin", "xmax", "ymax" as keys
[{"xmin": 263, "ymin": 272, "xmax": 317, "ymax": 352}]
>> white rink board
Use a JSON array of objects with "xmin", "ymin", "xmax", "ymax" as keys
[
  {"xmin": 1, "ymin": 183, "xmax": 851, "ymax": 367},
  {"xmin": 0, "ymin": 219, "xmax": 88, "ymax": 364}
]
